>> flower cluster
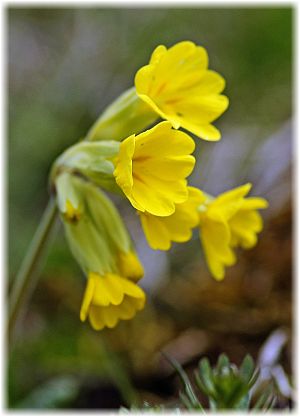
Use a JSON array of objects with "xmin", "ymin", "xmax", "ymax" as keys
[{"xmin": 51, "ymin": 41, "xmax": 268, "ymax": 331}]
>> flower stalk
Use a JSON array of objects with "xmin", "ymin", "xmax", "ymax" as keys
[{"xmin": 8, "ymin": 198, "xmax": 58, "ymax": 343}]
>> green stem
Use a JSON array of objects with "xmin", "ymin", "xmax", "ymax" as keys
[{"xmin": 8, "ymin": 197, "xmax": 58, "ymax": 343}]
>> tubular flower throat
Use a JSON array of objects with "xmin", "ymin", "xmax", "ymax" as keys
[
  {"xmin": 198, "ymin": 183, "xmax": 268, "ymax": 281},
  {"xmin": 55, "ymin": 172, "xmax": 145, "ymax": 330},
  {"xmin": 113, "ymin": 121, "xmax": 195, "ymax": 216},
  {"xmin": 135, "ymin": 40, "xmax": 229, "ymax": 141},
  {"xmin": 139, "ymin": 186, "xmax": 205, "ymax": 250}
]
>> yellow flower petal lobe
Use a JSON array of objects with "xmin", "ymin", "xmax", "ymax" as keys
[{"xmin": 135, "ymin": 41, "xmax": 228, "ymax": 140}]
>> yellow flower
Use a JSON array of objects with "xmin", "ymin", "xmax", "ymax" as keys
[
  {"xmin": 135, "ymin": 41, "xmax": 229, "ymax": 141},
  {"xmin": 228, "ymin": 197, "xmax": 269, "ymax": 249},
  {"xmin": 199, "ymin": 183, "xmax": 268, "ymax": 280},
  {"xmin": 113, "ymin": 121, "xmax": 195, "ymax": 216},
  {"xmin": 80, "ymin": 272, "xmax": 145, "ymax": 331},
  {"xmin": 55, "ymin": 172, "xmax": 145, "ymax": 330},
  {"xmin": 139, "ymin": 187, "xmax": 205, "ymax": 250}
]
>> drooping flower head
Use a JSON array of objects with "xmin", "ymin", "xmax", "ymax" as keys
[
  {"xmin": 113, "ymin": 121, "xmax": 195, "ymax": 216},
  {"xmin": 198, "ymin": 183, "xmax": 268, "ymax": 280},
  {"xmin": 135, "ymin": 41, "xmax": 229, "ymax": 141},
  {"xmin": 55, "ymin": 172, "xmax": 145, "ymax": 330},
  {"xmin": 80, "ymin": 272, "xmax": 145, "ymax": 331}
]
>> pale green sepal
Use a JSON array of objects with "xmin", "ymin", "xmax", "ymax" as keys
[
  {"xmin": 64, "ymin": 214, "xmax": 115, "ymax": 276},
  {"xmin": 51, "ymin": 141, "xmax": 120, "ymax": 193},
  {"xmin": 55, "ymin": 173, "xmax": 133, "ymax": 276},
  {"xmin": 55, "ymin": 172, "xmax": 83, "ymax": 217},
  {"xmin": 86, "ymin": 87, "xmax": 158, "ymax": 142}
]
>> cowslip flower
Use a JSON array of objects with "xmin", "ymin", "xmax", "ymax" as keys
[
  {"xmin": 198, "ymin": 183, "xmax": 268, "ymax": 280},
  {"xmin": 113, "ymin": 121, "xmax": 195, "ymax": 216},
  {"xmin": 139, "ymin": 187, "xmax": 205, "ymax": 250},
  {"xmin": 55, "ymin": 172, "xmax": 145, "ymax": 330},
  {"xmin": 135, "ymin": 41, "xmax": 229, "ymax": 141},
  {"xmin": 80, "ymin": 273, "xmax": 145, "ymax": 331}
]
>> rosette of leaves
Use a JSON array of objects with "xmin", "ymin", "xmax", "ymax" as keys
[
  {"xmin": 191, "ymin": 354, "xmax": 276, "ymax": 411},
  {"xmin": 123, "ymin": 353, "xmax": 276, "ymax": 412}
]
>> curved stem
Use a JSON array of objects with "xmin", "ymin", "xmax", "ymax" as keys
[{"xmin": 8, "ymin": 197, "xmax": 58, "ymax": 343}]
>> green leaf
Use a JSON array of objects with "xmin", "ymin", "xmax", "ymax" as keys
[
  {"xmin": 179, "ymin": 392, "xmax": 194, "ymax": 410},
  {"xmin": 216, "ymin": 354, "xmax": 230, "ymax": 373},
  {"xmin": 162, "ymin": 352, "xmax": 204, "ymax": 411},
  {"xmin": 239, "ymin": 355, "xmax": 255, "ymax": 383},
  {"xmin": 198, "ymin": 358, "xmax": 217, "ymax": 396}
]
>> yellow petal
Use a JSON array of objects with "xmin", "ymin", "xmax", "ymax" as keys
[
  {"xmin": 152, "ymin": 42, "xmax": 208, "ymax": 91},
  {"xmin": 230, "ymin": 210, "xmax": 264, "ymax": 249},
  {"xmin": 140, "ymin": 186, "xmax": 204, "ymax": 250},
  {"xmin": 135, "ymin": 155, "xmax": 195, "ymax": 181},
  {"xmin": 80, "ymin": 274, "xmax": 96, "ymax": 322},
  {"xmin": 113, "ymin": 134, "xmax": 135, "ymax": 195},
  {"xmin": 209, "ymin": 183, "xmax": 252, "ymax": 221},
  {"xmin": 97, "ymin": 274, "xmax": 125, "ymax": 305},
  {"xmin": 117, "ymin": 276, "xmax": 146, "ymax": 300},
  {"xmin": 114, "ymin": 298, "xmax": 135, "ymax": 320},
  {"xmin": 134, "ymin": 66, "xmax": 154, "ymax": 96},
  {"xmin": 215, "ymin": 183, "xmax": 252, "ymax": 205},
  {"xmin": 134, "ymin": 121, "xmax": 195, "ymax": 157},
  {"xmin": 116, "ymin": 296, "xmax": 145, "ymax": 320},
  {"xmin": 166, "ymin": 94, "xmax": 229, "ymax": 124},
  {"xmin": 191, "ymin": 70, "xmax": 226, "ymax": 95},
  {"xmin": 130, "ymin": 176, "xmax": 177, "ymax": 216},
  {"xmin": 239, "ymin": 197, "xmax": 269, "ymax": 210},
  {"xmin": 100, "ymin": 306, "xmax": 119, "ymax": 328},
  {"xmin": 149, "ymin": 44, "xmax": 167, "ymax": 65},
  {"xmin": 118, "ymin": 251, "xmax": 144, "ymax": 282},
  {"xmin": 140, "ymin": 212, "xmax": 172, "ymax": 250},
  {"xmin": 180, "ymin": 121, "xmax": 222, "ymax": 141},
  {"xmin": 200, "ymin": 218, "xmax": 236, "ymax": 280},
  {"xmin": 88, "ymin": 306, "xmax": 105, "ymax": 331}
]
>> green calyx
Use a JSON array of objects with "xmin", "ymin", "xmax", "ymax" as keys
[
  {"xmin": 50, "ymin": 140, "xmax": 121, "ymax": 194},
  {"xmin": 55, "ymin": 172, "xmax": 133, "ymax": 277},
  {"xmin": 86, "ymin": 87, "xmax": 158, "ymax": 142}
]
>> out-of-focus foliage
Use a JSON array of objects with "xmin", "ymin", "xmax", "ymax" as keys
[
  {"xmin": 125, "ymin": 354, "xmax": 277, "ymax": 411},
  {"xmin": 8, "ymin": 7, "xmax": 293, "ymax": 410}
]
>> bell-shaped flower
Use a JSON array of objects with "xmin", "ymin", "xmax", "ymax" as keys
[
  {"xmin": 139, "ymin": 187, "xmax": 205, "ymax": 250},
  {"xmin": 135, "ymin": 41, "xmax": 229, "ymax": 141},
  {"xmin": 55, "ymin": 172, "xmax": 145, "ymax": 330},
  {"xmin": 80, "ymin": 272, "xmax": 145, "ymax": 331},
  {"xmin": 113, "ymin": 121, "xmax": 195, "ymax": 216},
  {"xmin": 198, "ymin": 183, "xmax": 268, "ymax": 280}
]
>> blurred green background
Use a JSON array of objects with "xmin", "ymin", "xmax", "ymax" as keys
[{"xmin": 8, "ymin": 7, "xmax": 293, "ymax": 410}]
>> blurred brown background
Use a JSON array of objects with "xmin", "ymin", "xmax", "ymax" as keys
[{"xmin": 8, "ymin": 6, "xmax": 293, "ymax": 409}]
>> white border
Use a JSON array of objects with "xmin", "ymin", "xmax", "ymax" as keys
[{"xmin": 1, "ymin": 1, "xmax": 298, "ymax": 416}]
